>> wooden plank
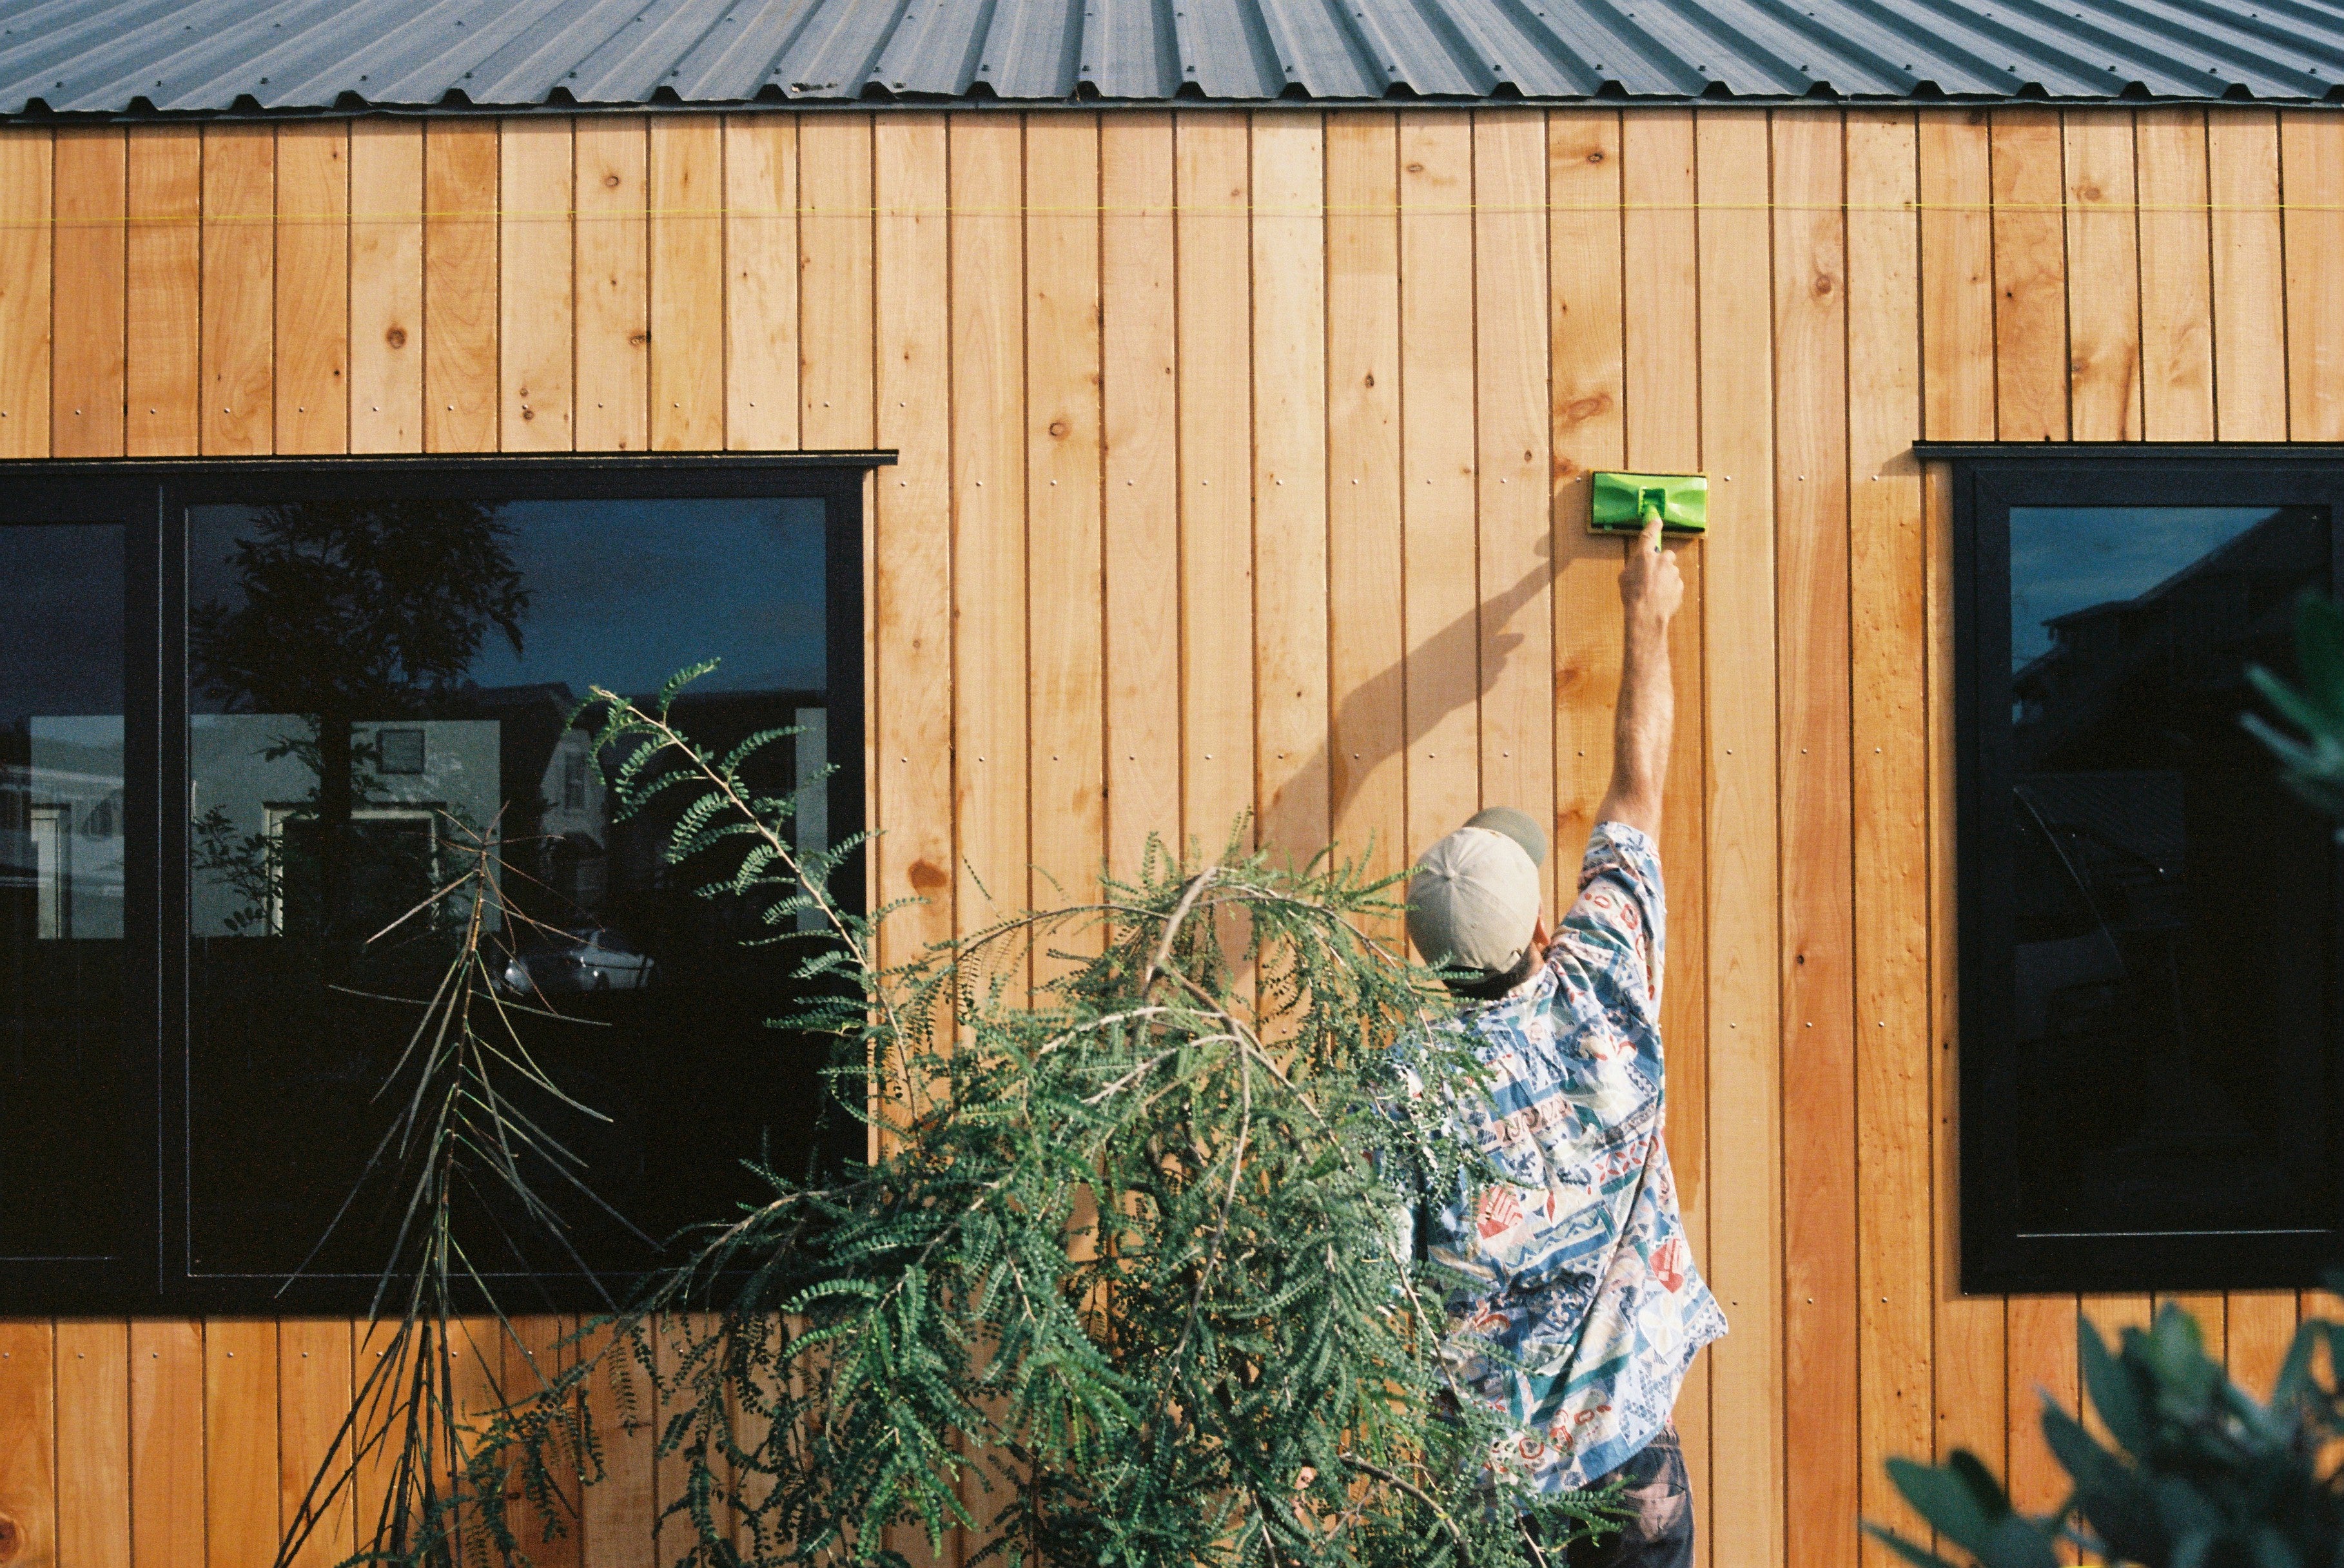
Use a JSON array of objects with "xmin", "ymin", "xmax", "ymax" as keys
[
  {"xmin": 2283, "ymin": 111, "xmax": 2344, "ymax": 439},
  {"xmin": 349, "ymin": 121, "xmax": 424, "ymax": 452},
  {"xmin": 0, "ymin": 130, "xmax": 52, "ymax": 455},
  {"xmin": 1028, "ymin": 113, "xmax": 1109, "ymax": 909},
  {"xmin": 445, "ymin": 1317, "xmax": 502, "ymax": 1554},
  {"xmin": 2080, "ymin": 1295, "xmax": 2154, "ymax": 1449},
  {"xmin": 1176, "ymin": 111, "xmax": 1256, "ymax": 855},
  {"xmin": 2004, "ymin": 1297, "xmax": 2078, "ymax": 1539},
  {"xmin": 2061, "ymin": 113, "xmax": 2142, "ymax": 441},
  {"xmin": 129, "ymin": 1322, "xmax": 204, "ymax": 1568},
  {"xmin": 1473, "ymin": 111, "xmax": 1552, "ymax": 864},
  {"xmin": 1616, "ymin": 110, "xmax": 1711, "ymax": 1553},
  {"xmin": 1101, "ymin": 111, "xmax": 1184, "ymax": 878},
  {"xmin": 1323, "ymin": 111, "xmax": 1403, "ymax": 920},
  {"xmin": 2209, "ymin": 111, "xmax": 2287, "ymax": 441},
  {"xmin": 724, "ymin": 114, "xmax": 798, "ymax": 450},
  {"xmin": 2135, "ymin": 109, "xmax": 2212, "ymax": 441},
  {"xmin": 1919, "ymin": 111, "xmax": 1994, "ymax": 442},
  {"xmin": 798, "ymin": 113, "xmax": 875, "ymax": 448},
  {"xmin": 1695, "ymin": 107, "xmax": 1782, "ymax": 1568},
  {"xmin": 1253, "ymin": 111, "xmax": 1331, "ymax": 864},
  {"xmin": 1397, "ymin": 110, "xmax": 1478, "ymax": 860},
  {"xmin": 576, "ymin": 118, "xmax": 648, "ymax": 452},
  {"xmin": 1989, "ymin": 110, "xmax": 2068, "ymax": 441},
  {"xmin": 650, "ymin": 117, "xmax": 724, "ymax": 449},
  {"xmin": 279, "ymin": 1320, "xmax": 354, "ymax": 1568},
  {"xmin": 1925, "ymin": 457, "xmax": 2006, "ymax": 1482},
  {"xmin": 1773, "ymin": 109, "xmax": 1858, "ymax": 1568},
  {"xmin": 1847, "ymin": 110, "xmax": 1935, "ymax": 1566},
  {"xmin": 55, "ymin": 1321, "xmax": 130, "ymax": 1568},
  {"xmin": 950, "ymin": 111, "xmax": 1029, "ymax": 947},
  {"xmin": 505, "ymin": 1318, "xmax": 579, "ymax": 1568},
  {"xmin": 0, "ymin": 1323, "xmax": 56, "ymax": 1568},
  {"xmin": 204, "ymin": 1320, "xmax": 280, "ymax": 1568},
  {"xmin": 200, "ymin": 126, "xmax": 273, "ymax": 454},
  {"xmin": 501, "ymin": 117, "xmax": 575, "ymax": 450},
  {"xmin": 2227, "ymin": 1293, "xmax": 2298, "ymax": 1400},
  {"xmin": 52, "ymin": 127, "xmax": 126, "ymax": 457},
  {"xmin": 423, "ymin": 120, "xmax": 498, "ymax": 452},
  {"xmin": 579, "ymin": 1320, "xmax": 655, "ymax": 1568},
  {"xmin": 275, "ymin": 122, "xmax": 349, "ymax": 454},
  {"xmin": 126, "ymin": 125, "xmax": 200, "ymax": 457},
  {"xmin": 2157, "ymin": 1294, "xmax": 2225, "ymax": 1368},
  {"xmin": 870, "ymin": 114, "xmax": 952, "ymax": 991}
]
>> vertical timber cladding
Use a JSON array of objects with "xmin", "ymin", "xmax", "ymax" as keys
[{"xmin": 1, "ymin": 102, "xmax": 2336, "ymax": 1566}]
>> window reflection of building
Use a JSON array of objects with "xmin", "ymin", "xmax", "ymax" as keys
[
  {"xmin": 2007, "ymin": 507, "xmax": 2329, "ymax": 1234},
  {"xmin": 2, "ymin": 717, "xmax": 126, "ymax": 942}
]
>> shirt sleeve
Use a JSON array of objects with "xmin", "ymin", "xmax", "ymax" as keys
[{"xmin": 1552, "ymin": 820, "xmax": 1666, "ymax": 1016}]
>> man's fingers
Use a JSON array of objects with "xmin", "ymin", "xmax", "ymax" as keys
[{"xmin": 1639, "ymin": 512, "xmax": 1665, "ymax": 554}]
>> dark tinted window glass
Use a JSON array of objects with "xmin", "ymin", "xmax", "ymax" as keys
[
  {"xmin": 185, "ymin": 498, "xmax": 841, "ymax": 1286},
  {"xmin": 0, "ymin": 523, "xmax": 128, "ymax": 1263},
  {"xmin": 2007, "ymin": 505, "xmax": 2335, "ymax": 1239}
]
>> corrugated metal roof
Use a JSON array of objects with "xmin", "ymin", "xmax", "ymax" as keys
[{"xmin": 4, "ymin": 0, "xmax": 2341, "ymax": 115}]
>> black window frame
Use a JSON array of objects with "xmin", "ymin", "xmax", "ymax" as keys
[
  {"xmin": 1922, "ymin": 442, "xmax": 2344, "ymax": 1295},
  {"xmin": 0, "ymin": 450, "xmax": 892, "ymax": 1315}
]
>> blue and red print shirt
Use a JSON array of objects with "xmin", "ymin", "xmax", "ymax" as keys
[{"xmin": 1407, "ymin": 821, "xmax": 1726, "ymax": 1493}]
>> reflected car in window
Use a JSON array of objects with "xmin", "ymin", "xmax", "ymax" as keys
[{"xmin": 500, "ymin": 926, "xmax": 656, "ymax": 996}]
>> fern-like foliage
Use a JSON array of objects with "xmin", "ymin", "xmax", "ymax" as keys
[{"xmin": 468, "ymin": 668, "xmax": 1629, "ymax": 1568}]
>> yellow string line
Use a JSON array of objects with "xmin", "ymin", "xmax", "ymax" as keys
[{"xmin": 8, "ymin": 198, "xmax": 2343, "ymax": 225}]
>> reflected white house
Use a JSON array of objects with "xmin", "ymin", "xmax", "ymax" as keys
[{"xmin": 2, "ymin": 716, "xmax": 125, "ymax": 940}]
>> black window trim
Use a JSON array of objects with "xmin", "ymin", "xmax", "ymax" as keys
[
  {"xmin": 0, "ymin": 450, "xmax": 893, "ymax": 1316},
  {"xmin": 1919, "ymin": 443, "xmax": 2344, "ymax": 1294}
]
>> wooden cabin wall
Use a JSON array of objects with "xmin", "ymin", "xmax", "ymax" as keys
[{"xmin": 0, "ymin": 102, "xmax": 2332, "ymax": 1568}]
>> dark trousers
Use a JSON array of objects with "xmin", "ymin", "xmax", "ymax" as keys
[{"xmin": 1558, "ymin": 1421, "xmax": 1694, "ymax": 1568}]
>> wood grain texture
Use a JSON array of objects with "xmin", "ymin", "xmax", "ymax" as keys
[
  {"xmin": 126, "ymin": 125, "xmax": 200, "ymax": 456},
  {"xmin": 576, "ymin": 117, "xmax": 649, "ymax": 452},
  {"xmin": 2209, "ymin": 111, "xmax": 2287, "ymax": 441},
  {"xmin": 1990, "ymin": 110, "xmax": 2067, "ymax": 442},
  {"xmin": 1175, "ymin": 111, "xmax": 1255, "ymax": 853},
  {"xmin": 1026, "ymin": 113, "xmax": 1108, "ymax": 914},
  {"xmin": 278, "ymin": 1321, "xmax": 353, "ymax": 1568},
  {"xmin": 0, "ymin": 130, "xmax": 52, "ymax": 454},
  {"xmin": 129, "ymin": 1322, "xmax": 204, "ymax": 1568},
  {"xmin": 797, "ymin": 113, "xmax": 874, "ymax": 447},
  {"xmin": 871, "ymin": 113, "xmax": 953, "ymax": 987},
  {"xmin": 2227, "ymin": 1293, "xmax": 2299, "ymax": 1400},
  {"xmin": 1774, "ymin": 109, "xmax": 1859, "ymax": 1568},
  {"xmin": 204, "ymin": 1321, "xmax": 278, "ymax": 1568},
  {"xmin": 505, "ymin": 1318, "xmax": 579, "ymax": 1568},
  {"xmin": 2134, "ymin": 109, "xmax": 2212, "ymax": 441},
  {"xmin": 1695, "ymin": 108, "xmax": 1784, "ymax": 1568},
  {"xmin": 1252, "ymin": 111, "xmax": 1331, "ymax": 863},
  {"xmin": 2282, "ymin": 111, "xmax": 2344, "ymax": 440},
  {"xmin": 1847, "ymin": 110, "xmax": 1935, "ymax": 1565},
  {"xmin": 0, "ymin": 1322, "xmax": 57, "ymax": 1568},
  {"xmin": 723, "ymin": 115, "xmax": 797, "ymax": 450},
  {"xmin": 501, "ymin": 117, "xmax": 574, "ymax": 450},
  {"xmin": 51, "ymin": 127, "xmax": 126, "ymax": 457},
  {"xmin": 579, "ymin": 1321, "xmax": 656, "ymax": 1568},
  {"xmin": 200, "ymin": 126, "xmax": 273, "ymax": 454},
  {"xmin": 54, "ymin": 1321, "xmax": 128, "ymax": 1568},
  {"xmin": 424, "ymin": 121, "xmax": 498, "ymax": 452},
  {"xmin": 1324, "ymin": 111, "xmax": 1405, "ymax": 928},
  {"xmin": 275, "ymin": 122, "xmax": 349, "ymax": 454},
  {"xmin": 1397, "ymin": 111, "xmax": 1478, "ymax": 860},
  {"xmin": 2060, "ymin": 112, "xmax": 2142, "ymax": 442},
  {"xmin": 650, "ymin": 118, "xmax": 724, "ymax": 449},
  {"xmin": 349, "ymin": 121, "xmax": 424, "ymax": 452},
  {"xmin": 949, "ymin": 114, "xmax": 1028, "ymax": 934},
  {"xmin": 1919, "ymin": 111, "xmax": 1994, "ymax": 443},
  {"xmin": 1473, "ymin": 111, "xmax": 1553, "ymax": 861}
]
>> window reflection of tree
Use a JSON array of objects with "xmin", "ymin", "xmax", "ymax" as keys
[{"xmin": 190, "ymin": 501, "xmax": 528, "ymax": 950}]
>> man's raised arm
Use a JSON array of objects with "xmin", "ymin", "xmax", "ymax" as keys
[{"xmin": 1593, "ymin": 512, "xmax": 1686, "ymax": 840}]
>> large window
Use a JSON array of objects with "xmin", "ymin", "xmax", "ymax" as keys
[
  {"xmin": 1940, "ymin": 448, "xmax": 2344, "ymax": 1292},
  {"xmin": 0, "ymin": 456, "xmax": 877, "ymax": 1313}
]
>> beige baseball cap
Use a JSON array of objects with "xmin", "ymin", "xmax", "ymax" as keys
[{"xmin": 1406, "ymin": 820, "xmax": 1543, "ymax": 981}]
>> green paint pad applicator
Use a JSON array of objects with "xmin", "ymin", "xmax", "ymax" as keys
[{"xmin": 1590, "ymin": 470, "xmax": 1708, "ymax": 536}]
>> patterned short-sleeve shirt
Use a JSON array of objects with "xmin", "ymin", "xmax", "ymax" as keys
[{"xmin": 1410, "ymin": 821, "xmax": 1728, "ymax": 1493}]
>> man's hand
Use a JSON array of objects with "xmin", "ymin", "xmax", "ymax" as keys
[
  {"xmin": 1620, "ymin": 512, "xmax": 1685, "ymax": 630},
  {"xmin": 1591, "ymin": 514, "xmax": 1681, "ymax": 840}
]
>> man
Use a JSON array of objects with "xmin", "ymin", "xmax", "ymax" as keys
[{"xmin": 1403, "ymin": 513, "xmax": 1725, "ymax": 1567}]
